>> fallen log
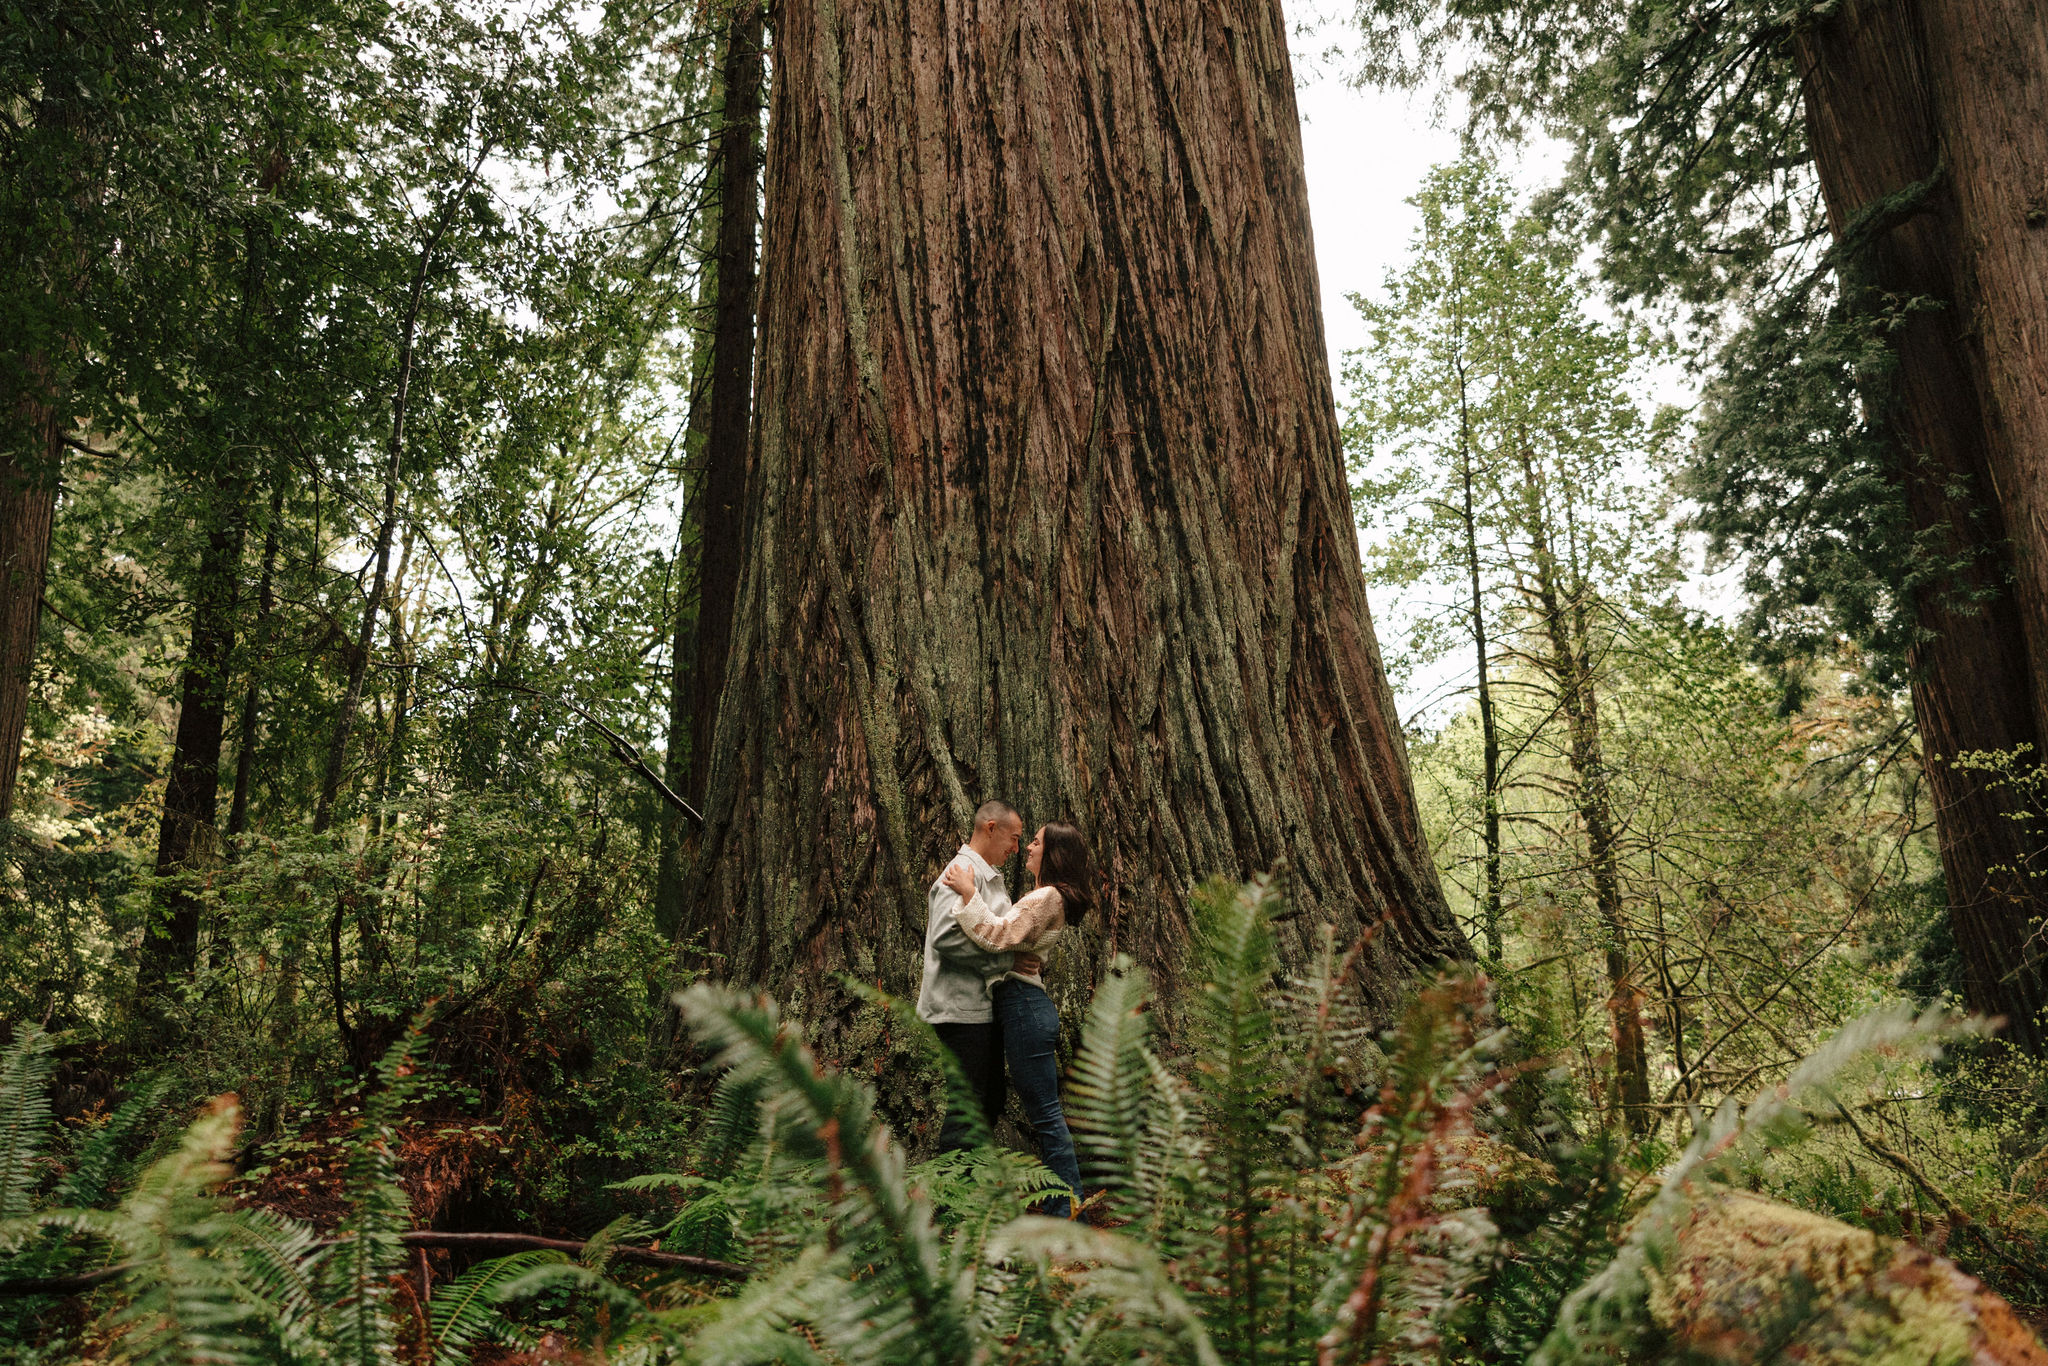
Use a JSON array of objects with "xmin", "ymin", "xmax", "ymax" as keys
[
  {"xmin": 0, "ymin": 1229, "xmax": 747, "ymax": 1297},
  {"xmin": 1646, "ymin": 1192, "xmax": 2047, "ymax": 1364}
]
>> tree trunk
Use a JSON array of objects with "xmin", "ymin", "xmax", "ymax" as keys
[
  {"xmin": 657, "ymin": 2, "xmax": 766, "ymax": 942},
  {"xmin": 0, "ymin": 398, "xmax": 58, "ymax": 824},
  {"xmin": 314, "ymin": 149, "xmax": 487, "ymax": 835},
  {"xmin": 687, "ymin": 3, "xmax": 765, "ymax": 805},
  {"xmin": 1796, "ymin": 0, "xmax": 2048, "ymax": 1054},
  {"xmin": 1519, "ymin": 454, "xmax": 1651, "ymax": 1132},
  {"xmin": 682, "ymin": 0, "xmax": 1467, "ymax": 1033},
  {"xmin": 1455, "ymin": 360, "xmax": 1504, "ymax": 963},
  {"xmin": 227, "ymin": 481, "xmax": 284, "ymax": 841},
  {"xmin": 140, "ymin": 505, "xmax": 242, "ymax": 983}
]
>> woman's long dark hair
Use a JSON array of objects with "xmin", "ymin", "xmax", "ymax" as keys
[{"xmin": 1037, "ymin": 821, "xmax": 1096, "ymax": 922}]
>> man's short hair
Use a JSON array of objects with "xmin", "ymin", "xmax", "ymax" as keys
[{"xmin": 973, "ymin": 798, "xmax": 1019, "ymax": 830}]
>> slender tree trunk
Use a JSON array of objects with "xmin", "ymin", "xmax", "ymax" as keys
[
  {"xmin": 1454, "ymin": 358, "xmax": 1503, "ymax": 963},
  {"xmin": 657, "ymin": 3, "xmax": 766, "ymax": 942},
  {"xmin": 140, "ymin": 505, "xmax": 243, "ymax": 983},
  {"xmin": 1796, "ymin": 0, "xmax": 2048, "ymax": 1053},
  {"xmin": 1519, "ymin": 456, "xmax": 1651, "ymax": 1132},
  {"xmin": 313, "ymin": 150, "xmax": 485, "ymax": 834},
  {"xmin": 681, "ymin": 0, "xmax": 1467, "ymax": 1036},
  {"xmin": 227, "ymin": 481, "xmax": 284, "ymax": 841},
  {"xmin": 377, "ymin": 533, "xmax": 414, "ymax": 823},
  {"xmin": 688, "ymin": 4, "xmax": 765, "ymax": 804},
  {"xmin": 0, "ymin": 397, "xmax": 58, "ymax": 824}
]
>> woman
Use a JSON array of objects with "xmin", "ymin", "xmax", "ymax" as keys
[{"xmin": 940, "ymin": 820, "xmax": 1095, "ymax": 1218}]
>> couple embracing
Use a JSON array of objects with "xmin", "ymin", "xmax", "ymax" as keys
[{"xmin": 915, "ymin": 798, "xmax": 1096, "ymax": 1219}]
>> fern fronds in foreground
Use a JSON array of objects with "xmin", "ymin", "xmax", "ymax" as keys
[
  {"xmin": 0, "ymin": 1024, "xmax": 57, "ymax": 1221},
  {"xmin": 1531, "ymin": 1003, "xmax": 1978, "ymax": 1366}
]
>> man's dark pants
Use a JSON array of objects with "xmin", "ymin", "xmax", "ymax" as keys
[{"xmin": 932, "ymin": 1020, "xmax": 1005, "ymax": 1151}]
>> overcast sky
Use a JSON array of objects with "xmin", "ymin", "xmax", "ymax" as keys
[{"xmin": 1287, "ymin": 32, "xmax": 1720, "ymax": 727}]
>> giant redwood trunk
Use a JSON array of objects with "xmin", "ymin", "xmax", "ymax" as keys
[
  {"xmin": 1796, "ymin": 0, "xmax": 2048, "ymax": 1054},
  {"xmin": 681, "ymin": 0, "xmax": 1468, "ymax": 1032}
]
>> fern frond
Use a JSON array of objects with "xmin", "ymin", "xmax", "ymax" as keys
[
  {"xmin": 0, "ymin": 1024, "xmax": 58, "ymax": 1220},
  {"xmin": 1531, "ymin": 1002, "xmax": 1971, "ymax": 1366},
  {"xmin": 990, "ymin": 1216, "xmax": 1223, "ymax": 1366},
  {"xmin": 106, "ymin": 1098, "xmax": 270, "ymax": 1366},
  {"xmin": 1277, "ymin": 923, "xmax": 1377, "ymax": 1162},
  {"xmin": 698, "ymin": 1070, "xmax": 768, "ymax": 1180},
  {"xmin": 1065, "ymin": 959, "xmax": 1154, "ymax": 1201},
  {"xmin": 1130, "ymin": 1045, "xmax": 1200, "ymax": 1246},
  {"xmin": 219, "ymin": 1203, "xmax": 329, "ymax": 1358},
  {"xmin": 56, "ymin": 1074, "xmax": 169, "ymax": 1208},
  {"xmin": 493, "ymin": 1258, "xmax": 646, "ymax": 1319},
  {"xmin": 687, "ymin": 1246, "xmax": 837, "ymax": 1366},
  {"xmin": 579, "ymin": 1213, "xmax": 643, "ymax": 1274},
  {"xmin": 428, "ymin": 1250, "xmax": 565, "ymax": 1365},
  {"xmin": 678, "ymin": 982, "xmax": 977, "ymax": 1366},
  {"xmin": 324, "ymin": 1013, "xmax": 435, "ymax": 1366}
]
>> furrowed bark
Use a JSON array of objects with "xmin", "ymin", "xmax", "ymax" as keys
[
  {"xmin": 0, "ymin": 396, "xmax": 58, "ymax": 824},
  {"xmin": 683, "ymin": 0, "xmax": 1468, "ymax": 1036},
  {"xmin": 686, "ymin": 2, "xmax": 764, "ymax": 806},
  {"xmin": 1796, "ymin": 0, "xmax": 2048, "ymax": 1053}
]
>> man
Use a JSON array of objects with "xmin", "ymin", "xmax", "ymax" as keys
[{"xmin": 918, "ymin": 798, "xmax": 1033, "ymax": 1151}]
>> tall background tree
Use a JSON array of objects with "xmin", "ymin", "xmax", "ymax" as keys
[
  {"xmin": 680, "ymin": 0, "xmax": 1470, "ymax": 1034},
  {"xmin": 1348, "ymin": 0, "xmax": 2048, "ymax": 1053},
  {"xmin": 656, "ymin": 0, "xmax": 766, "ymax": 942},
  {"xmin": 1348, "ymin": 159, "xmax": 1674, "ymax": 1130}
]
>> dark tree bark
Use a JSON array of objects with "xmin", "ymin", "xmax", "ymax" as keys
[
  {"xmin": 681, "ymin": 0, "xmax": 1468, "ymax": 1031},
  {"xmin": 227, "ymin": 480, "xmax": 284, "ymax": 841},
  {"xmin": 687, "ymin": 4, "xmax": 765, "ymax": 803},
  {"xmin": 140, "ymin": 504, "xmax": 242, "ymax": 983},
  {"xmin": 657, "ymin": 2, "xmax": 766, "ymax": 941},
  {"xmin": 0, "ymin": 397, "xmax": 57, "ymax": 824},
  {"xmin": 1796, "ymin": 0, "xmax": 2048, "ymax": 1053}
]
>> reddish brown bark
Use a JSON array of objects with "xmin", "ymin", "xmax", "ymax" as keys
[
  {"xmin": 0, "ymin": 397, "xmax": 58, "ymax": 824},
  {"xmin": 1796, "ymin": 0, "xmax": 2048, "ymax": 1053},
  {"xmin": 683, "ymin": 0, "xmax": 1467, "ymax": 1029}
]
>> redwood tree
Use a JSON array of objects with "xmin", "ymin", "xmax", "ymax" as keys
[
  {"xmin": 681, "ymin": 0, "xmax": 1468, "ymax": 1028},
  {"xmin": 1791, "ymin": 0, "xmax": 2048, "ymax": 1053}
]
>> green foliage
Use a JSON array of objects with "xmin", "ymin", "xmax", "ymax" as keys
[
  {"xmin": 428, "ymin": 1249, "xmax": 565, "ymax": 1365},
  {"xmin": 0, "ymin": 1006, "xmax": 663, "ymax": 1364},
  {"xmin": 1534, "ymin": 1003, "xmax": 1974, "ymax": 1364},
  {"xmin": 671, "ymin": 877, "xmax": 1517, "ymax": 1366},
  {"xmin": 0, "ymin": 879, "xmax": 2036, "ymax": 1362},
  {"xmin": 0, "ymin": 1025, "xmax": 57, "ymax": 1221}
]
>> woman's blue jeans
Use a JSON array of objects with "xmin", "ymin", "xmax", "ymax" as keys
[{"xmin": 992, "ymin": 978, "xmax": 1083, "ymax": 1218}]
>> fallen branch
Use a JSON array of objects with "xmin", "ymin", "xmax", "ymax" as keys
[
  {"xmin": 0, "ymin": 1230, "xmax": 747, "ymax": 1297},
  {"xmin": 489, "ymin": 681, "xmax": 704, "ymax": 826},
  {"xmin": 398, "ymin": 1231, "xmax": 746, "ymax": 1280}
]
